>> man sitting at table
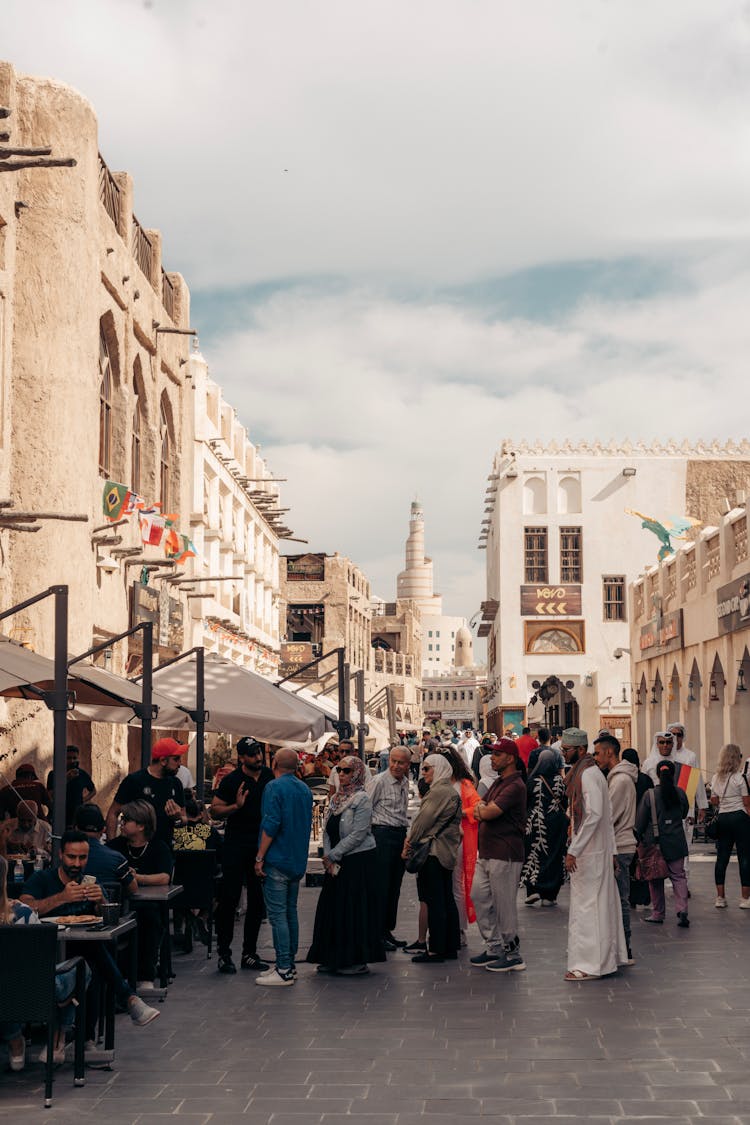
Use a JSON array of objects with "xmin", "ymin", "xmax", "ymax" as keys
[
  {"xmin": 20, "ymin": 829, "xmax": 160, "ymax": 1034},
  {"xmin": 0, "ymin": 800, "xmax": 52, "ymax": 858},
  {"xmin": 74, "ymin": 803, "xmax": 136, "ymax": 897},
  {"xmin": 0, "ymin": 763, "xmax": 51, "ymax": 821},
  {"xmin": 107, "ymin": 800, "xmax": 173, "ymax": 992}
]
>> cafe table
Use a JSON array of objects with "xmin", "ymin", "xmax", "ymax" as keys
[
  {"xmin": 52, "ymin": 914, "xmax": 137, "ymax": 1060},
  {"xmin": 126, "ymin": 884, "xmax": 183, "ymax": 989}
]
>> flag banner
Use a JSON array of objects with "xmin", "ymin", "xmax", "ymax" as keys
[
  {"xmin": 138, "ymin": 513, "xmax": 166, "ymax": 547},
  {"xmin": 674, "ymin": 763, "xmax": 701, "ymax": 806},
  {"xmin": 102, "ymin": 481, "xmax": 132, "ymax": 521},
  {"xmin": 174, "ymin": 535, "xmax": 197, "ymax": 564},
  {"xmin": 164, "ymin": 526, "xmax": 181, "ymax": 558}
]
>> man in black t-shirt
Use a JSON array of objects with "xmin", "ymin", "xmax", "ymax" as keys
[
  {"xmin": 211, "ymin": 737, "xmax": 274, "ymax": 974},
  {"xmin": 47, "ymin": 745, "xmax": 96, "ymax": 828},
  {"xmin": 105, "ymin": 738, "xmax": 187, "ymax": 847}
]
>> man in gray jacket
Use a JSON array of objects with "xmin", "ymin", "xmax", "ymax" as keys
[{"xmin": 593, "ymin": 733, "xmax": 637, "ymax": 964}]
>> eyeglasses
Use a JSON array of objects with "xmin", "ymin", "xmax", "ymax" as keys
[{"xmin": 339, "ymin": 767, "xmax": 354, "ymax": 774}]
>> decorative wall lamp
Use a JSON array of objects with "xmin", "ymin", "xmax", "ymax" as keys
[
  {"xmin": 650, "ymin": 682, "xmax": 658, "ymax": 705},
  {"xmin": 635, "ymin": 686, "xmax": 643, "ymax": 707},
  {"xmin": 688, "ymin": 679, "xmax": 696, "ymax": 703},
  {"xmin": 738, "ymin": 667, "xmax": 747, "ymax": 693},
  {"xmin": 710, "ymin": 677, "xmax": 719, "ymax": 702}
]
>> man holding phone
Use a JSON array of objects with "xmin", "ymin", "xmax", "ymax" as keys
[{"xmin": 211, "ymin": 737, "xmax": 274, "ymax": 975}]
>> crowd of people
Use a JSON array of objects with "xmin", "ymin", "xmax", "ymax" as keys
[{"xmin": 2, "ymin": 717, "xmax": 749, "ymax": 1069}]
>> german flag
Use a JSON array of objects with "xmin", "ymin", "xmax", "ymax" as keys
[{"xmin": 674, "ymin": 763, "xmax": 700, "ymax": 807}]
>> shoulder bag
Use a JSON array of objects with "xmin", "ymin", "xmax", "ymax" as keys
[
  {"xmin": 405, "ymin": 798, "xmax": 459, "ymax": 874},
  {"xmin": 635, "ymin": 790, "xmax": 669, "ymax": 881},
  {"xmin": 706, "ymin": 775, "xmax": 734, "ymax": 839}
]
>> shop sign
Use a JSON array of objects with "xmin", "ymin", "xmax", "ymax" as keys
[
  {"xmin": 132, "ymin": 583, "xmax": 184, "ymax": 651},
  {"xmin": 520, "ymin": 585, "xmax": 582, "ymax": 616},
  {"xmin": 717, "ymin": 573, "xmax": 750, "ymax": 636},
  {"xmin": 425, "ymin": 710, "xmax": 442, "ymax": 721},
  {"xmin": 639, "ymin": 609, "xmax": 683, "ymax": 656},
  {"xmin": 279, "ymin": 641, "xmax": 315, "ymax": 679}
]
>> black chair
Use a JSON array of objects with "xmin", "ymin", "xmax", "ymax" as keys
[
  {"xmin": 172, "ymin": 849, "xmax": 218, "ymax": 959},
  {"xmin": 0, "ymin": 925, "xmax": 87, "ymax": 1107}
]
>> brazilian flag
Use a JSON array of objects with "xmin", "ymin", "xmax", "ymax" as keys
[{"xmin": 102, "ymin": 480, "xmax": 131, "ymax": 522}]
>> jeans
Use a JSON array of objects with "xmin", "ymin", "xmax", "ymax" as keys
[
  {"xmin": 615, "ymin": 852, "xmax": 633, "ymax": 946},
  {"xmin": 55, "ymin": 963, "xmax": 92, "ymax": 1030},
  {"xmin": 714, "ymin": 811, "xmax": 750, "ymax": 888},
  {"xmin": 263, "ymin": 865, "xmax": 301, "ymax": 971},
  {"xmin": 648, "ymin": 857, "xmax": 688, "ymax": 919},
  {"xmin": 471, "ymin": 856, "xmax": 523, "ymax": 956}
]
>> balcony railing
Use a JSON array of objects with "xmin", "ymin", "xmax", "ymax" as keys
[
  {"xmin": 132, "ymin": 215, "xmax": 153, "ymax": 281},
  {"xmin": 161, "ymin": 269, "xmax": 175, "ymax": 321},
  {"xmin": 98, "ymin": 153, "xmax": 120, "ymax": 230},
  {"xmin": 734, "ymin": 515, "xmax": 748, "ymax": 563},
  {"xmin": 705, "ymin": 535, "xmax": 721, "ymax": 582}
]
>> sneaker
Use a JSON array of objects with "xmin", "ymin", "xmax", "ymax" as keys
[
  {"xmin": 316, "ymin": 964, "xmax": 338, "ymax": 974},
  {"xmin": 485, "ymin": 950, "xmax": 526, "ymax": 973},
  {"xmin": 643, "ymin": 913, "xmax": 664, "ymax": 924},
  {"xmin": 255, "ymin": 967, "xmax": 295, "ymax": 987},
  {"xmin": 715, "ymin": 896, "xmax": 728, "ymax": 908},
  {"xmin": 38, "ymin": 1041, "xmax": 66, "ymax": 1065},
  {"xmin": 217, "ymin": 955, "xmax": 237, "ymax": 974},
  {"xmin": 9, "ymin": 1040, "xmax": 25, "ymax": 1072},
  {"xmin": 384, "ymin": 932, "xmax": 407, "ymax": 948},
  {"xmin": 338, "ymin": 964, "xmax": 370, "ymax": 975},
  {"xmin": 136, "ymin": 980, "xmax": 155, "ymax": 992},
  {"xmin": 403, "ymin": 939, "xmax": 427, "ymax": 954},
  {"xmin": 382, "ymin": 936, "xmax": 398, "ymax": 952},
  {"xmin": 84, "ymin": 1040, "xmax": 114, "ymax": 1068},
  {"xmin": 625, "ymin": 946, "xmax": 635, "ymax": 966},
  {"xmin": 241, "ymin": 954, "xmax": 270, "ymax": 972},
  {"xmin": 524, "ymin": 893, "xmax": 541, "ymax": 905},
  {"xmin": 739, "ymin": 899, "xmax": 750, "ymax": 909},
  {"xmin": 128, "ymin": 996, "xmax": 160, "ymax": 1026},
  {"xmin": 677, "ymin": 911, "xmax": 690, "ymax": 928},
  {"xmin": 470, "ymin": 950, "xmax": 498, "ymax": 965},
  {"xmin": 540, "ymin": 899, "xmax": 557, "ymax": 907}
]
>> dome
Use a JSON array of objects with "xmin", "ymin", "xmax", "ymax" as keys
[{"xmin": 454, "ymin": 625, "xmax": 473, "ymax": 668}]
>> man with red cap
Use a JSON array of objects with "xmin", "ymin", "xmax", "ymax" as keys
[
  {"xmin": 469, "ymin": 738, "xmax": 528, "ymax": 973},
  {"xmin": 105, "ymin": 738, "xmax": 188, "ymax": 847}
]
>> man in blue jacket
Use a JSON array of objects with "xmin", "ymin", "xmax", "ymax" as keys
[{"xmin": 254, "ymin": 749, "xmax": 313, "ymax": 987}]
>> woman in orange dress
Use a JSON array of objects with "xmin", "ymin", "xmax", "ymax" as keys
[{"xmin": 442, "ymin": 748, "xmax": 482, "ymax": 945}]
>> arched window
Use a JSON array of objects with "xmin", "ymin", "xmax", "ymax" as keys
[
  {"xmin": 98, "ymin": 327, "xmax": 113, "ymax": 476},
  {"xmin": 132, "ymin": 363, "xmax": 144, "ymax": 495},
  {"xmin": 558, "ymin": 474, "xmax": 581, "ymax": 514},
  {"xmin": 528, "ymin": 628, "xmax": 582, "ymax": 654},
  {"xmin": 159, "ymin": 396, "xmax": 171, "ymax": 511},
  {"xmin": 523, "ymin": 475, "xmax": 546, "ymax": 515}
]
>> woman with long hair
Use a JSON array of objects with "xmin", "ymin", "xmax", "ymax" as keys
[
  {"xmin": 402, "ymin": 754, "xmax": 462, "ymax": 963},
  {"xmin": 441, "ymin": 748, "xmax": 482, "ymax": 946},
  {"xmin": 635, "ymin": 759, "xmax": 690, "ymax": 927},
  {"xmin": 522, "ymin": 749, "xmax": 568, "ymax": 907},
  {"xmin": 307, "ymin": 755, "xmax": 384, "ymax": 975},
  {"xmin": 709, "ymin": 743, "xmax": 750, "ymax": 908}
]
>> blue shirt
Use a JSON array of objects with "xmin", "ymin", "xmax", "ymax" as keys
[
  {"xmin": 259, "ymin": 773, "xmax": 313, "ymax": 879},
  {"xmin": 84, "ymin": 836, "xmax": 135, "ymax": 891}
]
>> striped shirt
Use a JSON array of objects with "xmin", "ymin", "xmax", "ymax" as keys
[{"xmin": 367, "ymin": 770, "xmax": 409, "ymax": 828}]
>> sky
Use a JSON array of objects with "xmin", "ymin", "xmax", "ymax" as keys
[{"xmin": 6, "ymin": 0, "xmax": 750, "ymax": 618}]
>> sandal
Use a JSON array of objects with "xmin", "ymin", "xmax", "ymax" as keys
[{"xmin": 564, "ymin": 969, "xmax": 599, "ymax": 981}]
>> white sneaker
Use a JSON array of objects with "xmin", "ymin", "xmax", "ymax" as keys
[
  {"xmin": 540, "ymin": 899, "xmax": 557, "ymax": 907},
  {"xmin": 715, "ymin": 896, "xmax": 728, "ymax": 908},
  {"xmin": 84, "ymin": 1040, "xmax": 114, "ymax": 1068},
  {"xmin": 128, "ymin": 996, "xmax": 160, "ymax": 1026},
  {"xmin": 136, "ymin": 980, "xmax": 156, "ymax": 991},
  {"xmin": 255, "ymin": 967, "xmax": 295, "ymax": 987},
  {"xmin": 9, "ymin": 1042, "xmax": 25, "ymax": 1072},
  {"xmin": 739, "ymin": 899, "xmax": 750, "ymax": 909},
  {"xmin": 38, "ymin": 1041, "xmax": 66, "ymax": 1065}
]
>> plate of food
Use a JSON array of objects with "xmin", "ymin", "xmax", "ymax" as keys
[{"xmin": 41, "ymin": 914, "xmax": 101, "ymax": 926}]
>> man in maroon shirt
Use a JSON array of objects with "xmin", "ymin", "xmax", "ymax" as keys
[
  {"xmin": 515, "ymin": 727, "xmax": 538, "ymax": 768},
  {"xmin": 470, "ymin": 739, "xmax": 527, "ymax": 973}
]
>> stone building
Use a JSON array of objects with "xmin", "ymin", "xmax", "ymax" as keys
[
  {"xmin": 482, "ymin": 439, "xmax": 750, "ymax": 741},
  {"xmin": 188, "ymin": 354, "xmax": 281, "ymax": 677},
  {"xmin": 630, "ymin": 499, "xmax": 750, "ymax": 777},
  {"xmin": 280, "ymin": 552, "xmax": 372, "ymax": 704},
  {"xmin": 369, "ymin": 597, "xmax": 423, "ymax": 731},
  {"xmin": 0, "ymin": 61, "xmax": 193, "ymax": 800},
  {"xmin": 395, "ymin": 500, "xmax": 467, "ymax": 674},
  {"xmin": 422, "ymin": 624, "xmax": 487, "ymax": 731}
]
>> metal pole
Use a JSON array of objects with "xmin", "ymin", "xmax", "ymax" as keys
[
  {"xmin": 354, "ymin": 669, "xmax": 366, "ymax": 761},
  {"xmin": 343, "ymin": 662, "xmax": 351, "ymax": 733},
  {"xmin": 195, "ymin": 646, "xmax": 205, "ymax": 801},
  {"xmin": 337, "ymin": 648, "xmax": 346, "ymax": 724},
  {"xmin": 140, "ymin": 621, "xmax": 153, "ymax": 769},
  {"xmin": 52, "ymin": 586, "xmax": 69, "ymax": 862},
  {"xmin": 385, "ymin": 685, "xmax": 397, "ymax": 743}
]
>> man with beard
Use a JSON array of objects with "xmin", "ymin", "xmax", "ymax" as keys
[
  {"xmin": 21, "ymin": 830, "xmax": 160, "ymax": 1036},
  {"xmin": 562, "ymin": 728, "xmax": 628, "ymax": 982},
  {"xmin": 211, "ymin": 737, "xmax": 274, "ymax": 974},
  {"xmin": 105, "ymin": 738, "xmax": 187, "ymax": 847}
]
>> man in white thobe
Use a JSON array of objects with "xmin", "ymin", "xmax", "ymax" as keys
[{"xmin": 562, "ymin": 728, "xmax": 627, "ymax": 981}]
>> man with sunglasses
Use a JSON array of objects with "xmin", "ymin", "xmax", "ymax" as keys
[{"xmin": 211, "ymin": 737, "xmax": 274, "ymax": 974}]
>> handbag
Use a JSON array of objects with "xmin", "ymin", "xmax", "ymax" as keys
[
  {"xmin": 404, "ymin": 802, "xmax": 457, "ymax": 874},
  {"xmin": 707, "ymin": 775, "xmax": 734, "ymax": 840},
  {"xmin": 635, "ymin": 790, "xmax": 669, "ymax": 881}
]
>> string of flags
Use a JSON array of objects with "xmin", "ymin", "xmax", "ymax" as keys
[{"xmin": 102, "ymin": 480, "xmax": 197, "ymax": 563}]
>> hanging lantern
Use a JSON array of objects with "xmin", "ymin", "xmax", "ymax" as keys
[
  {"xmin": 710, "ymin": 677, "xmax": 719, "ymax": 702},
  {"xmin": 738, "ymin": 667, "xmax": 747, "ymax": 694}
]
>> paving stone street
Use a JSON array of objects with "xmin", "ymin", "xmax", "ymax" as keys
[{"xmin": 2, "ymin": 850, "xmax": 749, "ymax": 1125}]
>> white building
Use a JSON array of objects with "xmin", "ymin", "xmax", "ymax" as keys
[
  {"xmin": 422, "ymin": 624, "xmax": 487, "ymax": 731},
  {"xmin": 396, "ymin": 500, "xmax": 468, "ymax": 674},
  {"xmin": 481, "ymin": 439, "xmax": 750, "ymax": 743},
  {"xmin": 187, "ymin": 351, "xmax": 282, "ymax": 677}
]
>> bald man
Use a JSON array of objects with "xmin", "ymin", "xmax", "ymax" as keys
[{"xmin": 254, "ymin": 749, "xmax": 314, "ymax": 986}]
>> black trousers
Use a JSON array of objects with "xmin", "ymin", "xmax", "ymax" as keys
[
  {"xmin": 215, "ymin": 841, "xmax": 265, "ymax": 958},
  {"xmin": 416, "ymin": 855, "xmax": 460, "ymax": 958},
  {"xmin": 372, "ymin": 825, "xmax": 407, "ymax": 935},
  {"xmin": 135, "ymin": 902, "xmax": 164, "ymax": 982},
  {"xmin": 715, "ymin": 810, "xmax": 750, "ymax": 887}
]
